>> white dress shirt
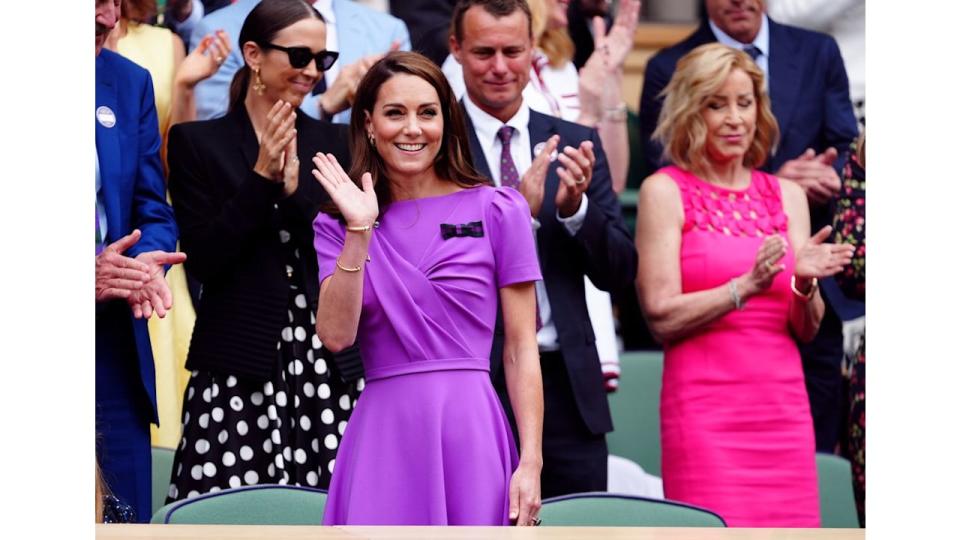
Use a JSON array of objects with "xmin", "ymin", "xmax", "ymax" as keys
[
  {"xmin": 709, "ymin": 14, "xmax": 770, "ymax": 83},
  {"xmin": 462, "ymin": 94, "xmax": 590, "ymax": 350},
  {"xmin": 313, "ymin": 0, "xmax": 341, "ymax": 89}
]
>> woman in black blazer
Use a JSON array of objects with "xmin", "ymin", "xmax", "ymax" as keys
[{"xmin": 165, "ymin": 0, "xmax": 357, "ymax": 502}]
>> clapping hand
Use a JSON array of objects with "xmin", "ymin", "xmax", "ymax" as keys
[
  {"xmin": 776, "ymin": 148, "xmax": 842, "ymax": 205},
  {"xmin": 555, "ymin": 141, "xmax": 596, "ymax": 218},
  {"xmin": 128, "ymin": 249, "xmax": 188, "ymax": 319},
  {"xmin": 96, "ymin": 229, "xmax": 151, "ymax": 303},
  {"xmin": 311, "ymin": 153, "xmax": 379, "ymax": 228},
  {"xmin": 254, "ymin": 100, "xmax": 300, "ymax": 197},
  {"xmin": 578, "ymin": 0, "xmax": 640, "ymax": 122},
  {"xmin": 742, "ymin": 234, "xmax": 788, "ymax": 295},
  {"xmin": 175, "ymin": 30, "xmax": 232, "ymax": 89},
  {"xmin": 519, "ymin": 135, "xmax": 560, "ymax": 217},
  {"xmin": 795, "ymin": 225, "xmax": 855, "ymax": 280}
]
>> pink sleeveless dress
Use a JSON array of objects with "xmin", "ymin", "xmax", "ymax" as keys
[{"xmin": 659, "ymin": 166, "xmax": 820, "ymax": 527}]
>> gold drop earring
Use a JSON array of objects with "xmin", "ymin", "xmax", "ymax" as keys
[{"xmin": 252, "ymin": 67, "xmax": 266, "ymax": 96}]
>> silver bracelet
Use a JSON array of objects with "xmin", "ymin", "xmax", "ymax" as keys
[{"xmin": 728, "ymin": 279, "xmax": 744, "ymax": 310}]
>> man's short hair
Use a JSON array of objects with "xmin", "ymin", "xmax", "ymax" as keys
[{"xmin": 450, "ymin": 0, "xmax": 533, "ymax": 43}]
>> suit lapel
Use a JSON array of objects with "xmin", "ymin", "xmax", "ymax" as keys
[
  {"xmin": 768, "ymin": 20, "xmax": 801, "ymax": 155},
  {"xmin": 95, "ymin": 54, "xmax": 123, "ymax": 243},
  {"xmin": 227, "ymin": 105, "xmax": 260, "ymax": 172},
  {"xmin": 460, "ymin": 102, "xmax": 493, "ymax": 180}
]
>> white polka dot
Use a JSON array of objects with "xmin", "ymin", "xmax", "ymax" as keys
[
  {"xmin": 283, "ymin": 446, "xmax": 292, "ymax": 461},
  {"xmin": 251, "ymin": 392, "xmax": 264, "ymax": 406},
  {"xmin": 180, "ymin": 437, "xmax": 187, "ymax": 450},
  {"xmin": 311, "ymin": 438, "xmax": 319, "ymax": 452},
  {"xmin": 230, "ymin": 396, "xmax": 244, "ymax": 412},
  {"xmin": 310, "ymin": 311, "xmax": 316, "ymax": 325},
  {"xmin": 191, "ymin": 464, "xmax": 203, "ymax": 480},
  {"xmin": 318, "ymin": 384, "xmax": 331, "ymax": 399},
  {"xmin": 218, "ymin": 429, "xmax": 229, "ymax": 444},
  {"xmin": 191, "ymin": 370, "xmax": 199, "ymax": 378},
  {"xmin": 203, "ymin": 462, "xmax": 217, "ymax": 477},
  {"xmin": 263, "ymin": 439, "xmax": 273, "ymax": 453},
  {"xmin": 294, "ymin": 294, "xmax": 307, "ymax": 309},
  {"xmin": 226, "ymin": 376, "xmax": 238, "ymax": 388},
  {"xmin": 278, "ymin": 474, "xmax": 288, "ymax": 485},
  {"xmin": 236, "ymin": 420, "xmax": 248, "ymax": 436},
  {"xmin": 290, "ymin": 359, "xmax": 304, "ymax": 375},
  {"xmin": 211, "ymin": 383, "xmax": 220, "ymax": 398},
  {"xmin": 257, "ymin": 415, "xmax": 269, "ymax": 430},
  {"xmin": 283, "ymin": 470, "xmax": 290, "ymax": 484},
  {"xmin": 290, "ymin": 417, "xmax": 296, "ymax": 429},
  {"xmin": 281, "ymin": 327, "xmax": 294, "ymax": 342},
  {"xmin": 209, "ymin": 486, "xmax": 221, "ymax": 494},
  {"xmin": 188, "ymin": 490, "xmax": 201, "ymax": 499},
  {"xmin": 275, "ymin": 454, "xmax": 285, "ymax": 469},
  {"xmin": 339, "ymin": 395, "xmax": 351, "ymax": 410},
  {"xmin": 276, "ymin": 391, "xmax": 288, "ymax": 407},
  {"xmin": 195, "ymin": 439, "xmax": 210, "ymax": 455},
  {"xmin": 229, "ymin": 475, "xmax": 241, "ymax": 489},
  {"xmin": 312, "ymin": 335, "xmax": 322, "ymax": 349},
  {"xmin": 271, "ymin": 429, "xmax": 282, "ymax": 445},
  {"xmin": 328, "ymin": 459, "xmax": 336, "ymax": 474},
  {"xmin": 267, "ymin": 404, "xmax": 278, "ymax": 420},
  {"xmin": 279, "ymin": 230, "xmax": 291, "ymax": 243},
  {"xmin": 198, "ymin": 413, "xmax": 210, "ymax": 428},
  {"xmin": 268, "ymin": 463, "xmax": 276, "ymax": 477},
  {"xmin": 244, "ymin": 471, "xmax": 259, "ymax": 485},
  {"xmin": 294, "ymin": 327, "xmax": 307, "ymax": 341},
  {"xmin": 202, "ymin": 388, "xmax": 212, "ymax": 402},
  {"xmin": 239, "ymin": 445, "xmax": 254, "ymax": 461},
  {"xmin": 321, "ymin": 409, "xmax": 334, "ymax": 424},
  {"xmin": 338, "ymin": 421, "xmax": 347, "ymax": 435},
  {"xmin": 306, "ymin": 350, "xmax": 315, "ymax": 363},
  {"xmin": 177, "ymin": 463, "xmax": 182, "ymax": 476},
  {"xmin": 183, "ymin": 411, "xmax": 191, "ymax": 426},
  {"xmin": 294, "ymin": 395, "xmax": 301, "ymax": 408},
  {"xmin": 222, "ymin": 451, "xmax": 236, "ymax": 467},
  {"xmin": 299, "ymin": 415, "xmax": 312, "ymax": 431},
  {"xmin": 212, "ymin": 407, "xmax": 224, "ymax": 423},
  {"xmin": 314, "ymin": 358, "xmax": 328, "ymax": 374},
  {"xmin": 288, "ymin": 310, "xmax": 294, "ymax": 323},
  {"xmin": 356, "ymin": 378, "xmax": 365, "ymax": 391},
  {"xmin": 285, "ymin": 265, "xmax": 294, "ymax": 277},
  {"xmin": 168, "ymin": 485, "xmax": 179, "ymax": 499},
  {"xmin": 324, "ymin": 434, "xmax": 339, "ymax": 450},
  {"xmin": 306, "ymin": 471, "xmax": 319, "ymax": 486},
  {"xmin": 264, "ymin": 382, "xmax": 275, "ymax": 396},
  {"xmin": 187, "ymin": 387, "xmax": 195, "ymax": 400},
  {"xmin": 295, "ymin": 449, "xmax": 307, "ymax": 464}
]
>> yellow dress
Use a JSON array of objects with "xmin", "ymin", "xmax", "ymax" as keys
[{"xmin": 117, "ymin": 22, "xmax": 196, "ymax": 449}]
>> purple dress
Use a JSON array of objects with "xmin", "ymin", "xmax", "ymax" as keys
[{"xmin": 313, "ymin": 186, "xmax": 542, "ymax": 525}]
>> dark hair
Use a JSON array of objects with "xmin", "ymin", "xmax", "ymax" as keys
[
  {"xmin": 324, "ymin": 51, "xmax": 490, "ymax": 219},
  {"xmin": 123, "ymin": 0, "xmax": 158, "ymax": 23},
  {"xmin": 450, "ymin": 0, "xmax": 533, "ymax": 43},
  {"xmin": 228, "ymin": 0, "xmax": 324, "ymax": 110}
]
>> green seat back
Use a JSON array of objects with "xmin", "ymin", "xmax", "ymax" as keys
[
  {"xmin": 816, "ymin": 453, "xmax": 860, "ymax": 528},
  {"xmin": 541, "ymin": 492, "xmax": 726, "ymax": 527},
  {"xmin": 151, "ymin": 447, "xmax": 176, "ymax": 516},
  {"xmin": 606, "ymin": 351, "xmax": 664, "ymax": 476},
  {"xmin": 151, "ymin": 485, "xmax": 327, "ymax": 525}
]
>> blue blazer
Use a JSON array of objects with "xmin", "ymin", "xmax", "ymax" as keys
[
  {"xmin": 96, "ymin": 49, "xmax": 179, "ymax": 423},
  {"xmin": 191, "ymin": 0, "xmax": 410, "ymax": 123},
  {"xmin": 463, "ymin": 106, "xmax": 638, "ymax": 436},
  {"xmin": 639, "ymin": 19, "xmax": 859, "ymax": 179}
]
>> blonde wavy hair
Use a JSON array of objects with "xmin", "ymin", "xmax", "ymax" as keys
[
  {"xmin": 528, "ymin": 0, "xmax": 574, "ymax": 67},
  {"xmin": 652, "ymin": 43, "xmax": 779, "ymax": 173}
]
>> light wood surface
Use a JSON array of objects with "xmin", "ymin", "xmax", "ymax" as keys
[
  {"xmin": 622, "ymin": 23, "xmax": 698, "ymax": 112},
  {"xmin": 97, "ymin": 525, "xmax": 865, "ymax": 540}
]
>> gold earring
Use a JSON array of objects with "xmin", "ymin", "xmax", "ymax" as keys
[
  {"xmin": 252, "ymin": 67, "xmax": 265, "ymax": 96},
  {"xmin": 367, "ymin": 133, "xmax": 375, "ymax": 146}
]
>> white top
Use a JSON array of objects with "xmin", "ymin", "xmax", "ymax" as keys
[{"xmin": 313, "ymin": 0, "xmax": 341, "ymax": 89}]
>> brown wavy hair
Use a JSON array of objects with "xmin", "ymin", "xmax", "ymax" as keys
[
  {"xmin": 323, "ymin": 51, "xmax": 490, "ymax": 219},
  {"xmin": 652, "ymin": 43, "xmax": 779, "ymax": 173}
]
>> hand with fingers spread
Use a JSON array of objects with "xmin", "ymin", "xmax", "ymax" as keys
[
  {"xmin": 128, "ymin": 250, "xmax": 189, "ymax": 319},
  {"xmin": 519, "ymin": 135, "xmax": 560, "ymax": 217},
  {"xmin": 795, "ymin": 225, "xmax": 856, "ymax": 280},
  {"xmin": 254, "ymin": 100, "xmax": 300, "ymax": 196},
  {"xmin": 741, "ymin": 234, "xmax": 789, "ymax": 296},
  {"xmin": 577, "ymin": 1, "xmax": 640, "ymax": 123},
  {"xmin": 175, "ymin": 30, "xmax": 232, "ymax": 89},
  {"xmin": 96, "ymin": 229, "xmax": 151, "ymax": 303},
  {"xmin": 508, "ymin": 460, "xmax": 542, "ymax": 527},
  {"xmin": 776, "ymin": 147, "xmax": 842, "ymax": 205},
  {"xmin": 311, "ymin": 152, "xmax": 379, "ymax": 228},
  {"xmin": 319, "ymin": 41, "xmax": 401, "ymax": 118},
  {"xmin": 555, "ymin": 140, "xmax": 596, "ymax": 217}
]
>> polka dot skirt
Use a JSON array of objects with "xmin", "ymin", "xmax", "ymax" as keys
[{"xmin": 166, "ymin": 230, "xmax": 362, "ymax": 503}]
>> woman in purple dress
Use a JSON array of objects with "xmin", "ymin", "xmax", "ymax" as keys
[{"xmin": 310, "ymin": 51, "xmax": 545, "ymax": 526}]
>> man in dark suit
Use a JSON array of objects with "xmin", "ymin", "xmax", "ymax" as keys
[
  {"xmin": 449, "ymin": 0, "xmax": 638, "ymax": 498},
  {"xmin": 95, "ymin": 0, "xmax": 185, "ymax": 522},
  {"xmin": 390, "ymin": 0, "xmax": 456, "ymax": 66},
  {"xmin": 638, "ymin": 0, "xmax": 859, "ymax": 452}
]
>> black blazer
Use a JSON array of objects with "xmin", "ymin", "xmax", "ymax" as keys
[
  {"xmin": 168, "ymin": 106, "xmax": 349, "ymax": 381},
  {"xmin": 463, "ymin": 106, "xmax": 638, "ymax": 435}
]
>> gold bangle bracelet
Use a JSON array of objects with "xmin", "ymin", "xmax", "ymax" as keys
[
  {"xmin": 345, "ymin": 222, "xmax": 376, "ymax": 233},
  {"xmin": 335, "ymin": 255, "xmax": 370, "ymax": 273},
  {"xmin": 790, "ymin": 276, "xmax": 818, "ymax": 300}
]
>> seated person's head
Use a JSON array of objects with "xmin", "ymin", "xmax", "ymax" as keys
[{"xmin": 705, "ymin": 0, "xmax": 764, "ymax": 44}]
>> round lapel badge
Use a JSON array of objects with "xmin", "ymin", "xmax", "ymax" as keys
[
  {"xmin": 96, "ymin": 106, "xmax": 116, "ymax": 128},
  {"xmin": 533, "ymin": 141, "xmax": 558, "ymax": 162}
]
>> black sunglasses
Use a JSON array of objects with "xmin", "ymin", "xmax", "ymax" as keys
[{"xmin": 259, "ymin": 42, "xmax": 339, "ymax": 71}]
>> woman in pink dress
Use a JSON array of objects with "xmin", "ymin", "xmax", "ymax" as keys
[{"xmin": 634, "ymin": 43, "xmax": 855, "ymax": 527}]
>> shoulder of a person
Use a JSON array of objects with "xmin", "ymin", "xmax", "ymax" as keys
[
  {"xmin": 168, "ymin": 113, "xmax": 232, "ymax": 147},
  {"xmin": 776, "ymin": 175, "xmax": 806, "ymax": 205},
  {"xmin": 532, "ymin": 109, "xmax": 592, "ymax": 139},
  {"xmin": 771, "ymin": 17, "xmax": 838, "ymax": 49},
  {"xmin": 337, "ymin": 0, "xmax": 408, "ymax": 32},
  {"xmin": 299, "ymin": 117, "xmax": 350, "ymax": 153},
  {"xmin": 639, "ymin": 172, "xmax": 681, "ymax": 201},
  {"xmin": 99, "ymin": 48, "xmax": 150, "ymax": 81}
]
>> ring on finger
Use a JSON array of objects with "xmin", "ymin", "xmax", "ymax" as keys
[
  {"xmin": 764, "ymin": 259, "xmax": 775, "ymax": 270},
  {"xmin": 575, "ymin": 174, "xmax": 587, "ymax": 184},
  {"xmin": 531, "ymin": 517, "xmax": 542, "ymax": 526}
]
